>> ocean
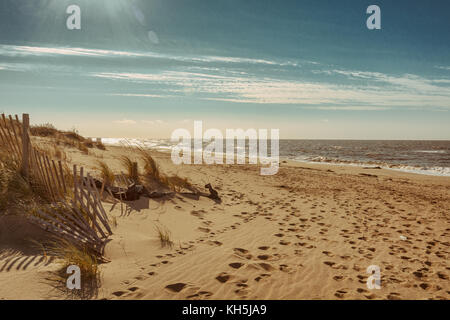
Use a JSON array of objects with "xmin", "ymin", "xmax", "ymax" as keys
[{"xmin": 101, "ymin": 138, "xmax": 450, "ymax": 177}]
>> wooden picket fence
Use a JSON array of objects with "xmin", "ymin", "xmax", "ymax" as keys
[{"xmin": 0, "ymin": 113, "xmax": 112, "ymax": 254}]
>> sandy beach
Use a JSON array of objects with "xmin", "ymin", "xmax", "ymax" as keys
[{"xmin": 1, "ymin": 143, "xmax": 449, "ymax": 300}]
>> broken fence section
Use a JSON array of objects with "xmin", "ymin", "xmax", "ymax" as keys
[{"xmin": 0, "ymin": 113, "xmax": 112, "ymax": 254}]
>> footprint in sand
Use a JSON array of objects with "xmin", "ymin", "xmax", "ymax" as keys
[
  {"xmin": 387, "ymin": 292, "xmax": 401, "ymax": 300},
  {"xmin": 255, "ymin": 262, "xmax": 275, "ymax": 272},
  {"xmin": 112, "ymin": 285, "xmax": 144, "ymax": 298},
  {"xmin": 279, "ymin": 264, "xmax": 293, "ymax": 273},
  {"xmin": 127, "ymin": 286, "xmax": 143, "ymax": 295},
  {"xmin": 333, "ymin": 275, "xmax": 344, "ymax": 281},
  {"xmin": 216, "ymin": 272, "xmax": 232, "ymax": 283},
  {"xmin": 207, "ymin": 240, "xmax": 222, "ymax": 246},
  {"xmin": 112, "ymin": 290, "xmax": 127, "ymax": 297},
  {"xmin": 235, "ymin": 288, "xmax": 249, "ymax": 298},
  {"xmin": 186, "ymin": 290, "xmax": 213, "ymax": 300},
  {"xmin": 233, "ymin": 248, "xmax": 252, "ymax": 260},
  {"xmin": 419, "ymin": 283, "xmax": 430, "ymax": 290},
  {"xmin": 255, "ymin": 273, "xmax": 271, "ymax": 282},
  {"xmin": 235, "ymin": 280, "xmax": 248, "ymax": 288},
  {"xmin": 166, "ymin": 283, "xmax": 188, "ymax": 293},
  {"xmin": 323, "ymin": 261, "xmax": 336, "ymax": 267},
  {"xmin": 274, "ymin": 233, "xmax": 284, "ymax": 238},
  {"xmin": 322, "ymin": 251, "xmax": 334, "ymax": 257},
  {"xmin": 334, "ymin": 289, "xmax": 347, "ymax": 298}
]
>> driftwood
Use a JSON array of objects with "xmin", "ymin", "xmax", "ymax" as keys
[
  {"xmin": 147, "ymin": 190, "xmax": 175, "ymax": 198},
  {"xmin": 179, "ymin": 184, "xmax": 221, "ymax": 203},
  {"xmin": 205, "ymin": 183, "xmax": 221, "ymax": 201},
  {"xmin": 80, "ymin": 169, "xmax": 222, "ymax": 203},
  {"xmin": 109, "ymin": 183, "xmax": 174, "ymax": 201},
  {"xmin": 94, "ymin": 178, "xmax": 221, "ymax": 203},
  {"xmin": 109, "ymin": 183, "xmax": 144, "ymax": 201}
]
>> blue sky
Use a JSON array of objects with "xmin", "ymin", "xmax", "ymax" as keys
[{"xmin": 0, "ymin": 0, "xmax": 449, "ymax": 139}]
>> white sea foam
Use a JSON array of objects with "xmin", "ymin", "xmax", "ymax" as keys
[
  {"xmin": 414, "ymin": 150, "xmax": 446, "ymax": 154},
  {"xmin": 289, "ymin": 156, "xmax": 450, "ymax": 177}
]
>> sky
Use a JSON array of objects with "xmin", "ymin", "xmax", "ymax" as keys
[{"xmin": 0, "ymin": 0, "xmax": 449, "ymax": 139}]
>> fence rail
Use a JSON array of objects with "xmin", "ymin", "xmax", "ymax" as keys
[{"xmin": 0, "ymin": 113, "xmax": 112, "ymax": 254}]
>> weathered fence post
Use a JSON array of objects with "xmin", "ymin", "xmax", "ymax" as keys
[
  {"xmin": 21, "ymin": 113, "xmax": 30, "ymax": 179},
  {"xmin": 131, "ymin": 162, "xmax": 138, "ymax": 183}
]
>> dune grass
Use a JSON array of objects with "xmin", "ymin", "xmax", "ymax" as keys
[
  {"xmin": 0, "ymin": 164, "xmax": 34, "ymax": 212},
  {"xmin": 30, "ymin": 123, "xmax": 59, "ymax": 137},
  {"xmin": 36, "ymin": 238, "xmax": 101, "ymax": 299},
  {"xmin": 166, "ymin": 175, "xmax": 196, "ymax": 193},
  {"xmin": 31, "ymin": 124, "xmax": 105, "ymax": 154},
  {"xmin": 96, "ymin": 160, "xmax": 115, "ymax": 186},
  {"xmin": 119, "ymin": 155, "xmax": 139, "ymax": 183},
  {"xmin": 77, "ymin": 141, "xmax": 89, "ymax": 155},
  {"xmin": 154, "ymin": 223, "xmax": 174, "ymax": 248},
  {"xmin": 135, "ymin": 145, "xmax": 197, "ymax": 193},
  {"xmin": 95, "ymin": 140, "xmax": 106, "ymax": 150},
  {"xmin": 35, "ymin": 144, "xmax": 69, "ymax": 162},
  {"xmin": 136, "ymin": 146, "xmax": 162, "ymax": 180},
  {"xmin": 51, "ymin": 239, "xmax": 99, "ymax": 278},
  {"xmin": 0, "ymin": 148, "xmax": 51, "ymax": 212}
]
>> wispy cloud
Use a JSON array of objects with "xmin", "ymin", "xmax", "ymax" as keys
[
  {"xmin": 2, "ymin": 44, "xmax": 449, "ymax": 111},
  {"xmin": 328, "ymin": 69, "xmax": 450, "ymax": 92},
  {"xmin": 0, "ymin": 62, "xmax": 34, "ymax": 72},
  {"xmin": 113, "ymin": 119, "xmax": 137, "ymax": 125},
  {"xmin": 0, "ymin": 45, "xmax": 146, "ymax": 58},
  {"xmin": 0, "ymin": 44, "xmax": 311, "ymax": 68},
  {"xmin": 109, "ymin": 93, "xmax": 172, "ymax": 98},
  {"xmin": 312, "ymin": 106, "xmax": 391, "ymax": 111},
  {"xmin": 142, "ymin": 119, "xmax": 166, "ymax": 125},
  {"xmin": 94, "ymin": 70, "xmax": 450, "ymax": 110}
]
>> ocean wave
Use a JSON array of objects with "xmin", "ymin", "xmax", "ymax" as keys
[
  {"xmin": 290, "ymin": 156, "xmax": 450, "ymax": 177},
  {"xmin": 101, "ymin": 137, "xmax": 173, "ymax": 150},
  {"xmin": 414, "ymin": 150, "xmax": 447, "ymax": 154}
]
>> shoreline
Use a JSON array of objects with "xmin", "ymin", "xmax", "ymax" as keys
[
  {"xmin": 101, "ymin": 140, "xmax": 450, "ymax": 178},
  {"xmin": 282, "ymin": 158, "xmax": 450, "ymax": 178}
]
